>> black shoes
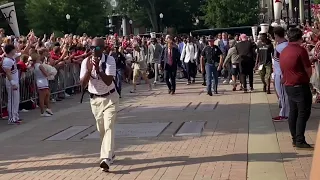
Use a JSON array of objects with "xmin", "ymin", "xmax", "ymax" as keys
[
  {"xmin": 296, "ymin": 142, "xmax": 314, "ymax": 150},
  {"xmin": 207, "ymin": 92, "xmax": 213, "ymax": 96}
]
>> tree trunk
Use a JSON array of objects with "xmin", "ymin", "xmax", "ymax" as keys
[{"xmin": 147, "ymin": 0, "xmax": 158, "ymax": 32}]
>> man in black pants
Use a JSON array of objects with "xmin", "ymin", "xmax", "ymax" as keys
[
  {"xmin": 160, "ymin": 36, "xmax": 182, "ymax": 94},
  {"xmin": 235, "ymin": 34, "xmax": 255, "ymax": 93},
  {"xmin": 280, "ymin": 28, "xmax": 313, "ymax": 149}
]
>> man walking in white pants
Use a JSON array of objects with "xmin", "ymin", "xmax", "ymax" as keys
[
  {"xmin": 2, "ymin": 44, "xmax": 21, "ymax": 125},
  {"xmin": 80, "ymin": 38, "xmax": 119, "ymax": 172},
  {"xmin": 272, "ymin": 27, "xmax": 289, "ymax": 121}
]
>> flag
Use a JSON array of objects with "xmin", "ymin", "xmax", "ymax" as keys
[{"xmin": 0, "ymin": 2, "xmax": 20, "ymax": 37}]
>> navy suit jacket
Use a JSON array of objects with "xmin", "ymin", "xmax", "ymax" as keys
[{"xmin": 160, "ymin": 46, "xmax": 182, "ymax": 70}]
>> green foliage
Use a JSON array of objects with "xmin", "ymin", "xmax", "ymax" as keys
[
  {"xmin": 115, "ymin": 0, "xmax": 203, "ymax": 33},
  {"xmin": 25, "ymin": 0, "xmax": 108, "ymax": 35},
  {"xmin": 203, "ymin": 0, "xmax": 259, "ymax": 28}
]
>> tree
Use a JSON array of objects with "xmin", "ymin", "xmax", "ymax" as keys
[
  {"xmin": 115, "ymin": 0, "xmax": 203, "ymax": 33},
  {"xmin": 202, "ymin": 0, "xmax": 259, "ymax": 28},
  {"xmin": 25, "ymin": 0, "xmax": 108, "ymax": 36}
]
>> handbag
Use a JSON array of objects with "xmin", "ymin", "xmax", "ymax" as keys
[{"xmin": 42, "ymin": 64, "xmax": 57, "ymax": 80}]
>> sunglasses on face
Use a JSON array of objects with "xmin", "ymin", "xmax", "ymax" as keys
[{"xmin": 90, "ymin": 46, "xmax": 101, "ymax": 51}]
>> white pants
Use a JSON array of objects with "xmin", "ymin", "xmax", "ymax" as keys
[
  {"xmin": 154, "ymin": 62, "xmax": 159, "ymax": 83},
  {"xmin": 274, "ymin": 74, "xmax": 289, "ymax": 117},
  {"xmin": 6, "ymin": 84, "xmax": 20, "ymax": 122},
  {"xmin": 90, "ymin": 92, "xmax": 119, "ymax": 160}
]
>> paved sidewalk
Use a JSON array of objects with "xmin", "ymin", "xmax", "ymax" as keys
[{"xmin": 0, "ymin": 77, "xmax": 317, "ymax": 180}]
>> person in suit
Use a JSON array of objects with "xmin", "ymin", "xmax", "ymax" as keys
[
  {"xmin": 147, "ymin": 38, "xmax": 162, "ymax": 85},
  {"xmin": 160, "ymin": 35, "xmax": 182, "ymax": 94}
]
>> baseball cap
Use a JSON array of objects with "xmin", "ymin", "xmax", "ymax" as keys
[{"xmin": 240, "ymin": 34, "xmax": 248, "ymax": 41}]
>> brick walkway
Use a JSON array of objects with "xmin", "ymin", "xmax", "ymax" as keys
[{"xmin": 0, "ymin": 77, "xmax": 317, "ymax": 180}]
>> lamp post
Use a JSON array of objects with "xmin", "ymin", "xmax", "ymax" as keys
[
  {"xmin": 129, "ymin": 20, "xmax": 133, "ymax": 34},
  {"xmin": 66, "ymin": 14, "xmax": 71, "ymax": 33},
  {"xmin": 159, "ymin": 13, "xmax": 163, "ymax": 33},
  {"xmin": 285, "ymin": 0, "xmax": 289, "ymax": 26}
]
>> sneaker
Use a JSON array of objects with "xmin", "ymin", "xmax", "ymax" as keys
[
  {"xmin": 20, "ymin": 109, "xmax": 29, "ymax": 113},
  {"xmin": 51, "ymin": 99, "xmax": 56, "ymax": 103},
  {"xmin": 272, "ymin": 116, "xmax": 288, "ymax": 122},
  {"xmin": 130, "ymin": 90, "xmax": 136, "ymax": 93},
  {"xmin": 202, "ymin": 82, "xmax": 206, "ymax": 86},
  {"xmin": 186, "ymin": 82, "xmax": 190, "ymax": 85},
  {"xmin": 65, "ymin": 93, "xmax": 70, "ymax": 97},
  {"xmin": 207, "ymin": 92, "xmax": 213, "ymax": 96},
  {"xmin": 232, "ymin": 87, "xmax": 236, "ymax": 91},
  {"xmin": 223, "ymin": 80, "xmax": 228, "ymax": 84},
  {"xmin": 8, "ymin": 121, "xmax": 20, "ymax": 125},
  {"xmin": 296, "ymin": 142, "xmax": 314, "ymax": 150},
  {"xmin": 46, "ymin": 109, "xmax": 53, "ymax": 115},
  {"xmin": 41, "ymin": 112, "xmax": 52, "ymax": 117},
  {"xmin": 110, "ymin": 154, "xmax": 116, "ymax": 164},
  {"xmin": 100, "ymin": 159, "xmax": 111, "ymax": 172},
  {"xmin": 229, "ymin": 80, "xmax": 233, "ymax": 84}
]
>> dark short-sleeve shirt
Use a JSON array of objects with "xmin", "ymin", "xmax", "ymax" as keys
[
  {"xmin": 280, "ymin": 43, "xmax": 311, "ymax": 86},
  {"xmin": 201, "ymin": 45, "xmax": 222, "ymax": 64},
  {"xmin": 257, "ymin": 42, "xmax": 274, "ymax": 66}
]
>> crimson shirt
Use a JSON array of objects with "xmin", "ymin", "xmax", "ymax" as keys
[
  {"xmin": 279, "ymin": 43, "xmax": 311, "ymax": 86},
  {"xmin": 50, "ymin": 51, "xmax": 61, "ymax": 60}
]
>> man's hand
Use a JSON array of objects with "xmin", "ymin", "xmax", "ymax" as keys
[
  {"xmin": 217, "ymin": 66, "xmax": 221, "ymax": 71},
  {"xmin": 87, "ymin": 58, "xmax": 93, "ymax": 72},
  {"xmin": 92, "ymin": 56, "xmax": 100, "ymax": 70}
]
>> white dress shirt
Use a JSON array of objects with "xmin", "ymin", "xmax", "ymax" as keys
[
  {"xmin": 80, "ymin": 54, "xmax": 116, "ymax": 95},
  {"xmin": 180, "ymin": 43, "xmax": 198, "ymax": 63}
]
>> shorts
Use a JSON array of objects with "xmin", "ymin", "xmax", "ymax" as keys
[
  {"xmin": 231, "ymin": 63, "xmax": 240, "ymax": 76},
  {"xmin": 259, "ymin": 64, "xmax": 273, "ymax": 81},
  {"xmin": 133, "ymin": 68, "xmax": 147, "ymax": 83}
]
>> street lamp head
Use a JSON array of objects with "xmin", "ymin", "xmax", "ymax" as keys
[
  {"xmin": 110, "ymin": 0, "xmax": 118, "ymax": 8},
  {"xmin": 159, "ymin": 13, "xmax": 163, "ymax": 19},
  {"xmin": 195, "ymin": 18, "xmax": 199, "ymax": 24},
  {"xmin": 129, "ymin": 20, "xmax": 133, "ymax": 24},
  {"xmin": 66, "ymin": 14, "xmax": 70, "ymax": 20}
]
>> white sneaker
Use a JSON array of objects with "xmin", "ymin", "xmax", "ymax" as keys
[
  {"xmin": 20, "ymin": 109, "xmax": 29, "ymax": 113},
  {"xmin": 41, "ymin": 112, "xmax": 52, "ymax": 117},
  {"xmin": 46, "ymin": 109, "xmax": 53, "ymax": 115},
  {"xmin": 223, "ymin": 80, "xmax": 228, "ymax": 84},
  {"xmin": 229, "ymin": 80, "xmax": 233, "ymax": 84},
  {"xmin": 65, "ymin": 93, "xmax": 70, "ymax": 97},
  {"xmin": 51, "ymin": 99, "xmax": 56, "ymax": 103}
]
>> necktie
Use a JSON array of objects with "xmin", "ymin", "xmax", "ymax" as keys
[{"xmin": 168, "ymin": 48, "xmax": 173, "ymax": 66}]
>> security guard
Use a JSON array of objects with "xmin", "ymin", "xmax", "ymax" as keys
[{"xmin": 200, "ymin": 35, "xmax": 224, "ymax": 96}]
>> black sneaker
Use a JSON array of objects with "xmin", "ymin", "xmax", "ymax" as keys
[
  {"xmin": 168, "ymin": 90, "xmax": 172, "ymax": 94},
  {"xmin": 202, "ymin": 82, "xmax": 206, "ymax": 86},
  {"xmin": 100, "ymin": 159, "xmax": 111, "ymax": 172},
  {"xmin": 207, "ymin": 92, "xmax": 213, "ymax": 96},
  {"xmin": 296, "ymin": 142, "xmax": 314, "ymax": 150}
]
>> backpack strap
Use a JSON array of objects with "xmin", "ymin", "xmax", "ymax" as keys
[{"xmin": 102, "ymin": 54, "xmax": 120, "ymax": 95}]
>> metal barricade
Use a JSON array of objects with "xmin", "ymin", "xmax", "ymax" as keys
[
  {"xmin": 0, "ymin": 75, "xmax": 6, "ymax": 118},
  {"xmin": 19, "ymin": 70, "xmax": 37, "ymax": 103},
  {"xmin": 0, "ymin": 62, "xmax": 81, "ymax": 119}
]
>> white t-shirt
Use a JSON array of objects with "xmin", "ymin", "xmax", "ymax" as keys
[
  {"xmin": 80, "ymin": 54, "xmax": 116, "ymax": 95},
  {"xmin": 2, "ymin": 57, "xmax": 19, "ymax": 85}
]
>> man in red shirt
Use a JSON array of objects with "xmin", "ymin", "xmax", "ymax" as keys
[{"xmin": 280, "ymin": 28, "xmax": 313, "ymax": 149}]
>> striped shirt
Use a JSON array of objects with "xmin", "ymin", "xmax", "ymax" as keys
[
  {"xmin": 80, "ymin": 54, "xmax": 116, "ymax": 95},
  {"xmin": 2, "ymin": 57, "xmax": 19, "ymax": 85}
]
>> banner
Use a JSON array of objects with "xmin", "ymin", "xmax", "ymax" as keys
[{"xmin": 0, "ymin": 2, "xmax": 20, "ymax": 37}]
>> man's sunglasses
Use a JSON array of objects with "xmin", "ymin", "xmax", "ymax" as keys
[{"xmin": 90, "ymin": 46, "xmax": 101, "ymax": 51}]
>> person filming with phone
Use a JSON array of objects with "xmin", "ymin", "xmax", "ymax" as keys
[{"xmin": 80, "ymin": 38, "xmax": 119, "ymax": 172}]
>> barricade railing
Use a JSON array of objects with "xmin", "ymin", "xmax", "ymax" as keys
[{"xmin": 0, "ymin": 63, "xmax": 81, "ymax": 118}]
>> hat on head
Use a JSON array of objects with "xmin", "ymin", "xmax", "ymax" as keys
[{"xmin": 240, "ymin": 34, "xmax": 248, "ymax": 41}]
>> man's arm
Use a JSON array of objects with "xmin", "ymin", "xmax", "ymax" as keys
[
  {"xmin": 223, "ymin": 48, "xmax": 233, "ymax": 67},
  {"xmin": 301, "ymin": 48, "xmax": 312, "ymax": 78},
  {"xmin": 79, "ymin": 58, "xmax": 91, "ymax": 88}
]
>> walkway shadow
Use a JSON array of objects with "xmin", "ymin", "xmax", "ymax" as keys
[{"xmin": 0, "ymin": 152, "xmax": 311, "ymax": 175}]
